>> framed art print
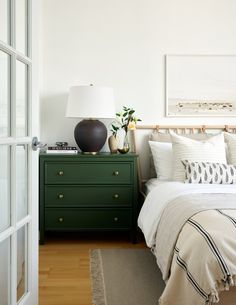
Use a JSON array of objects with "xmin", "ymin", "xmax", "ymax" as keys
[{"xmin": 166, "ymin": 55, "xmax": 236, "ymax": 117}]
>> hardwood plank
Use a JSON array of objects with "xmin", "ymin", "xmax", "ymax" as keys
[{"xmin": 39, "ymin": 232, "xmax": 146, "ymax": 305}]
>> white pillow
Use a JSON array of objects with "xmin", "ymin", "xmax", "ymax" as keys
[
  {"xmin": 170, "ymin": 132, "xmax": 227, "ymax": 182},
  {"xmin": 224, "ymin": 132, "xmax": 236, "ymax": 164},
  {"xmin": 149, "ymin": 141, "xmax": 173, "ymax": 181}
]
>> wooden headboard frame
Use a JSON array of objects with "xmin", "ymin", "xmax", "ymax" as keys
[{"xmin": 131, "ymin": 124, "xmax": 236, "ymax": 191}]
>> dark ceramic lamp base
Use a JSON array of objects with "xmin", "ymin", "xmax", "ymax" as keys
[{"xmin": 74, "ymin": 119, "xmax": 107, "ymax": 153}]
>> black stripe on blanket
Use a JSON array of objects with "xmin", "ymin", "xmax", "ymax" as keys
[
  {"xmin": 188, "ymin": 219, "xmax": 230, "ymax": 280},
  {"xmin": 217, "ymin": 210, "xmax": 236, "ymax": 229},
  {"xmin": 174, "ymin": 247, "xmax": 208, "ymax": 301}
]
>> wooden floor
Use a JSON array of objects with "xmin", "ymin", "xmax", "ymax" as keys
[{"xmin": 39, "ymin": 232, "xmax": 146, "ymax": 305}]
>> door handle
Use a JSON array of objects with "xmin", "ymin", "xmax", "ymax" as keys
[{"xmin": 32, "ymin": 137, "xmax": 46, "ymax": 151}]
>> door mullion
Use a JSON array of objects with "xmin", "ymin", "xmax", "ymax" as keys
[
  {"xmin": 10, "ymin": 233, "xmax": 17, "ymax": 305},
  {"xmin": 0, "ymin": 227, "xmax": 14, "ymax": 243},
  {"xmin": 10, "ymin": 145, "xmax": 16, "ymax": 230},
  {"xmin": 10, "ymin": 0, "xmax": 15, "ymax": 49},
  {"xmin": 24, "ymin": 225, "xmax": 28, "ymax": 299},
  {"xmin": 10, "ymin": 232, "xmax": 17, "ymax": 305},
  {"xmin": 10, "ymin": 2, "xmax": 17, "ymax": 300},
  {"xmin": 7, "ymin": 50, "xmax": 11, "ymax": 137},
  {"xmin": 10, "ymin": 144, "xmax": 17, "ymax": 305},
  {"xmin": 27, "ymin": 65, "xmax": 32, "ymax": 138},
  {"xmin": 10, "ymin": 54, "xmax": 16, "ymax": 138},
  {"xmin": 27, "ymin": 0, "xmax": 31, "ymax": 59}
]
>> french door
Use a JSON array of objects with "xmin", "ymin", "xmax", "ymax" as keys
[{"xmin": 0, "ymin": 1, "xmax": 39, "ymax": 305}]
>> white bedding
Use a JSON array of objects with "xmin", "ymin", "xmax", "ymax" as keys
[
  {"xmin": 138, "ymin": 181, "xmax": 236, "ymax": 305},
  {"xmin": 145, "ymin": 178, "xmax": 164, "ymax": 194},
  {"xmin": 138, "ymin": 181, "xmax": 236, "ymax": 248}
]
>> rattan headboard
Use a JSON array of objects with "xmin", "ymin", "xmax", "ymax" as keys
[{"xmin": 131, "ymin": 125, "xmax": 236, "ymax": 191}]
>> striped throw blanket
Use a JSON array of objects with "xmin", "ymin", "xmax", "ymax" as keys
[{"xmin": 154, "ymin": 193, "xmax": 236, "ymax": 305}]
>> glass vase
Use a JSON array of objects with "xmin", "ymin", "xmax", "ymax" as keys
[{"xmin": 118, "ymin": 132, "xmax": 130, "ymax": 154}]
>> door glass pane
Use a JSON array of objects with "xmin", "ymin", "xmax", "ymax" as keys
[
  {"xmin": 0, "ymin": 238, "xmax": 10, "ymax": 305},
  {"xmin": 16, "ymin": 61, "xmax": 27, "ymax": 137},
  {"xmin": 17, "ymin": 226, "xmax": 27, "ymax": 302},
  {"xmin": 0, "ymin": 51, "xmax": 10, "ymax": 137},
  {"xmin": 0, "ymin": 0, "xmax": 9, "ymax": 43},
  {"xmin": 16, "ymin": 145, "xmax": 27, "ymax": 221},
  {"xmin": 0, "ymin": 145, "xmax": 10, "ymax": 233},
  {"xmin": 15, "ymin": 0, "xmax": 27, "ymax": 55}
]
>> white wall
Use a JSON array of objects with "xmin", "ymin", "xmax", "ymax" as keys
[{"xmin": 40, "ymin": 0, "xmax": 236, "ymax": 148}]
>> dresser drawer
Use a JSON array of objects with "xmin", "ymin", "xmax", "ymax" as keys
[
  {"xmin": 44, "ymin": 162, "xmax": 131, "ymax": 184},
  {"xmin": 45, "ymin": 185, "xmax": 132, "ymax": 207},
  {"xmin": 45, "ymin": 209, "xmax": 132, "ymax": 229}
]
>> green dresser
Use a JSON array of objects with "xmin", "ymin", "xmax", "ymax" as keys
[{"xmin": 39, "ymin": 153, "xmax": 138, "ymax": 244}]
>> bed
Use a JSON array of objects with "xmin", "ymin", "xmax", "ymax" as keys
[{"xmin": 133, "ymin": 125, "xmax": 236, "ymax": 305}]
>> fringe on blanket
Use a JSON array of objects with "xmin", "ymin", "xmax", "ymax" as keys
[{"xmin": 207, "ymin": 274, "xmax": 236, "ymax": 305}]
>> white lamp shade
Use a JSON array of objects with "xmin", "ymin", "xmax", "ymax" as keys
[{"xmin": 66, "ymin": 85, "xmax": 116, "ymax": 119}]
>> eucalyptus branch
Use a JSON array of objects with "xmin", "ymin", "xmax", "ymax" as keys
[{"xmin": 110, "ymin": 106, "xmax": 141, "ymax": 137}]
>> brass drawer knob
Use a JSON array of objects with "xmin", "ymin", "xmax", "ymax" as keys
[
  {"xmin": 113, "ymin": 194, "xmax": 119, "ymax": 199},
  {"xmin": 58, "ymin": 217, "xmax": 64, "ymax": 222},
  {"xmin": 114, "ymin": 217, "xmax": 119, "ymax": 222},
  {"xmin": 58, "ymin": 171, "xmax": 64, "ymax": 176},
  {"xmin": 58, "ymin": 194, "xmax": 64, "ymax": 199},
  {"xmin": 113, "ymin": 171, "xmax": 119, "ymax": 176}
]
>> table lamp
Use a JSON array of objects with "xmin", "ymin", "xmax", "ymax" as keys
[{"xmin": 66, "ymin": 85, "xmax": 115, "ymax": 154}]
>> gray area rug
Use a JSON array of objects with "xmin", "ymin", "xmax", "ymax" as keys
[{"xmin": 90, "ymin": 249, "xmax": 165, "ymax": 305}]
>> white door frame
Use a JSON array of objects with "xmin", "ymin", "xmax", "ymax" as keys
[
  {"xmin": 25, "ymin": 0, "xmax": 40, "ymax": 304},
  {"xmin": 0, "ymin": 0, "xmax": 39, "ymax": 304}
]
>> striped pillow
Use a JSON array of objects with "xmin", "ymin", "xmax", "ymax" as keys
[
  {"xmin": 224, "ymin": 132, "xmax": 236, "ymax": 165},
  {"xmin": 149, "ymin": 132, "xmax": 214, "ymax": 177},
  {"xmin": 182, "ymin": 160, "xmax": 236, "ymax": 184},
  {"xmin": 170, "ymin": 132, "xmax": 227, "ymax": 182}
]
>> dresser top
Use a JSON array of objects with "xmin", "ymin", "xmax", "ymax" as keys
[{"xmin": 40, "ymin": 152, "xmax": 138, "ymax": 160}]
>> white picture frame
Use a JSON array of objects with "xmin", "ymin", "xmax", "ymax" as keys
[{"xmin": 166, "ymin": 54, "xmax": 236, "ymax": 117}]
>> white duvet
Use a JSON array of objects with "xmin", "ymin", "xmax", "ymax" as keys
[{"xmin": 138, "ymin": 182, "xmax": 236, "ymax": 248}]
